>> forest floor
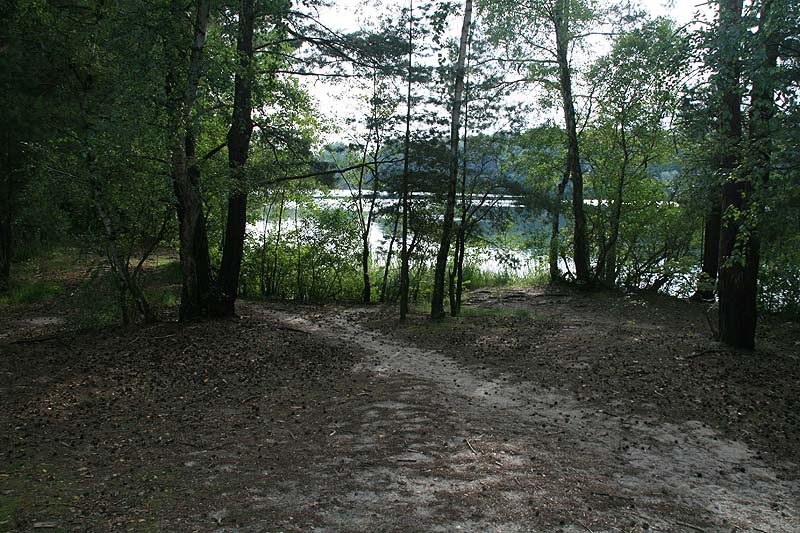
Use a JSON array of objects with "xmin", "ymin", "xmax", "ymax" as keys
[{"xmin": 1, "ymin": 265, "xmax": 799, "ymax": 531}]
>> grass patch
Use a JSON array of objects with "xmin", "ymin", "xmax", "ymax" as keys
[
  {"xmin": 144, "ymin": 259, "xmax": 182, "ymax": 284},
  {"xmin": 0, "ymin": 281, "xmax": 63, "ymax": 305},
  {"xmin": 0, "ymin": 492, "xmax": 21, "ymax": 525},
  {"xmin": 145, "ymin": 287, "xmax": 179, "ymax": 308},
  {"xmin": 461, "ymin": 263, "xmax": 550, "ymax": 290}
]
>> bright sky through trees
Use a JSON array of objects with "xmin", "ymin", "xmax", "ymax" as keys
[{"xmin": 304, "ymin": 0, "xmax": 711, "ymax": 139}]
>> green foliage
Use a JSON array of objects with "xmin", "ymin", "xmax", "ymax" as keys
[
  {"xmin": 460, "ymin": 261, "xmax": 549, "ymax": 290},
  {"xmin": 0, "ymin": 281, "xmax": 63, "ymax": 306},
  {"xmin": 239, "ymin": 200, "xmax": 364, "ymax": 301}
]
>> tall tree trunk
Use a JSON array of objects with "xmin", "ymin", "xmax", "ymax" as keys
[
  {"xmin": 718, "ymin": 0, "xmax": 778, "ymax": 349},
  {"xmin": 451, "ymin": 224, "xmax": 467, "ymax": 315},
  {"xmin": 452, "ymin": 50, "xmax": 471, "ymax": 317},
  {"xmin": 549, "ymin": 165, "xmax": 570, "ymax": 282},
  {"xmin": 554, "ymin": 0, "xmax": 590, "ymax": 285},
  {"xmin": 399, "ymin": 0, "xmax": 414, "ymax": 320},
  {"xmin": 169, "ymin": 0, "xmax": 217, "ymax": 320},
  {"xmin": 431, "ymin": 0, "xmax": 472, "ymax": 319},
  {"xmin": 361, "ymin": 86, "xmax": 382, "ymax": 304},
  {"xmin": 219, "ymin": 0, "xmax": 255, "ymax": 316},
  {"xmin": 716, "ymin": 0, "xmax": 746, "ymax": 345}
]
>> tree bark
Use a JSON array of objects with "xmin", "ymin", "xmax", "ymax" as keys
[
  {"xmin": 399, "ymin": 0, "xmax": 414, "ymax": 320},
  {"xmin": 431, "ymin": 0, "xmax": 472, "ymax": 319},
  {"xmin": 219, "ymin": 0, "xmax": 255, "ymax": 316},
  {"xmin": 451, "ymin": 223, "xmax": 467, "ymax": 315},
  {"xmin": 716, "ymin": 0, "xmax": 746, "ymax": 345},
  {"xmin": 554, "ymin": 0, "xmax": 590, "ymax": 286},
  {"xmin": 168, "ymin": 0, "xmax": 219, "ymax": 320},
  {"xmin": 718, "ymin": 0, "xmax": 778, "ymax": 349}
]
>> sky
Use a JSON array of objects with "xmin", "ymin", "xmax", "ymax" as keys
[{"xmin": 299, "ymin": 0, "xmax": 713, "ymax": 141}]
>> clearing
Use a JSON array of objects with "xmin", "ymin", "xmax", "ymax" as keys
[{"xmin": 1, "ymin": 284, "xmax": 799, "ymax": 531}]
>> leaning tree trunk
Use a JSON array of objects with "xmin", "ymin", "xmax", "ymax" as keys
[
  {"xmin": 77, "ymin": 48, "xmax": 152, "ymax": 322},
  {"xmin": 431, "ymin": 0, "xmax": 472, "ymax": 319},
  {"xmin": 91, "ymin": 171, "xmax": 153, "ymax": 322},
  {"xmin": 219, "ymin": 0, "xmax": 255, "ymax": 316}
]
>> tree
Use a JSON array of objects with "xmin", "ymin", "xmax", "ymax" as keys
[
  {"xmin": 400, "ymin": 0, "xmax": 415, "ymax": 320},
  {"xmin": 586, "ymin": 18, "xmax": 689, "ymax": 286},
  {"xmin": 165, "ymin": 0, "xmax": 218, "ymax": 320},
  {"xmin": 717, "ymin": 0, "xmax": 783, "ymax": 348},
  {"xmin": 431, "ymin": 0, "xmax": 473, "ymax": 319},
  {"xmin": 218, "ymin": 0, "xmax": 257, "ymax": 316},
  {"xmin": 482, "ymin": 0, "xmax": 608, "ymax": 286}
]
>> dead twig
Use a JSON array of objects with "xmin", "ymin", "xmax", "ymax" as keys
[
  {"xmin": 577, "ymin": 521, "xmax": 594, "ymax": 533},
  {"xmin": 465, "ymin": 439, "xmax": 479, "ymax": 454}
]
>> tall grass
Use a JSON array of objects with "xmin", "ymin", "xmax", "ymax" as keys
[{"xmin": 460, "ymin": 262, "xmax": 550, "ymax": 290}]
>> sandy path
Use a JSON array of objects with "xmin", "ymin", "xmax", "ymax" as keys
[{"xmin": 257, "ymin": 306, "xmax": 799, "ymax": 532}]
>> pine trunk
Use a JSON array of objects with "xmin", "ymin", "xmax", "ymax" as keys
[
  {"xmin": 399, "ymin": 0, "xmax": 414, "ymax": 320},
  {"xmin": 431, "ymin": 0, "xmax": 472, "ymax": 319}
]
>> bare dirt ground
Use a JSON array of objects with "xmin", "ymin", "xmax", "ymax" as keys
[{"xmin": 1, "ymin": 284, "xmax": 799, "ymax": 532}]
